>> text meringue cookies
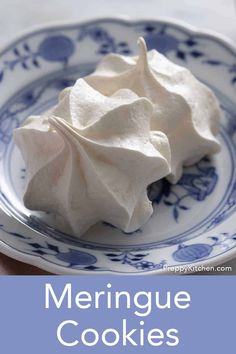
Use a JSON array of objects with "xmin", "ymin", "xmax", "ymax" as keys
[{"xmin": 14, "ymin": 37, "xmax": 221, "ymax": 237}]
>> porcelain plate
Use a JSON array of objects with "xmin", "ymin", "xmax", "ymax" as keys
[{"xmin": 0, "ymin": 18, "xmax": 236, "ymax": 274}]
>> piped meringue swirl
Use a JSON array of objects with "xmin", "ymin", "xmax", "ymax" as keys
[
  {"xmin": 85, "ymin": 37, "xmax": 221, "ymax": 183},
  {"xmin": 14, "ymin": 79, "xmax": 171, "ymax": 236}
]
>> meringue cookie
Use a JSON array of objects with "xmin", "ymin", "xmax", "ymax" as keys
[
  {"xmin": 14, "ymin": 79, "xmax": 171, "ymax": 237},
  {"xmin": 85, "ymin": 37, "xmax": 221, "ymax": 183}
]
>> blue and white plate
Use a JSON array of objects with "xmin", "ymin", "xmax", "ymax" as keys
[{"xmin": 0, "ymin": 18, "xmax": 236, "ymax": 274}]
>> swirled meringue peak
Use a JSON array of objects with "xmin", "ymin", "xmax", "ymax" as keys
[
  {"xmin": 85, "ymin": 37, "xmax": 221, "ymax": 183},
  {"xmin": 14, "ymin": 79, "xmax": 171, "ymax": 237}
]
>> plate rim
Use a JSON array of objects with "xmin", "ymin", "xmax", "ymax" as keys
[
  {"xmin": 0, "ymin": 16, "xmax": 236, "ymax": 275},
  {"xmin": 0, "ymin": 16, "xmax": 236, "ymax": 58},
  {"xmin": 1, "ymin": 237, "xmax": 236, "ymax": 275}
]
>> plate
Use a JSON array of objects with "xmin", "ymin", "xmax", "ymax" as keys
[{"xmin": 0, "ymin": 18, "xmax": 236, "ymax": 274}]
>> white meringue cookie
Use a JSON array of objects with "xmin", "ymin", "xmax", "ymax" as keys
[
  {"xmin": 85, "ymin": 37, "xmax": 221, "ymax": 183},
  {"xmin": 14, "ymin": 79, "xmax": 171, "ymax": 237}
]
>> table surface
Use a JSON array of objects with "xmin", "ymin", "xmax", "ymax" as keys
[{"xmin": 0, "ymin": 0, "xmax": 235, "ymax": 275}]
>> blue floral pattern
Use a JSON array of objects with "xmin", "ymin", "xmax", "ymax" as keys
[
  {"xmin": 105, "ymin": 251, "xmax": 166, "ymax": 270},
  {"xmin": 38, "ymin": 35, "xmax": 74, "ymax": 62},
  {"xmin": 0, "ymin": 35, "xmax": 74, "ymax": 83},
  {"xmin": 140, "ymin": 24, "xmax": 236, "ymax": 85},
  {"xmin": 173, "ymin": 243, "xmax": 213, "ymax": 262},
  {"xmin": 148, "ymin": 157, "xmax": 218, "ymax": 222},
  {"xmin": 78, "ymin": 26, "xmax": 131, "ymax": 55},
  {"xmin": 0, "ymin": 77, "xmax": 75, "ymax": 159}
]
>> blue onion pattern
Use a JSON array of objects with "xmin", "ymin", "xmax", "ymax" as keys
[
  {"xmin": 56, "ymin": 249, "xmax": 97, "ymax": 266},
  {"xmin": 0, "ymin": 222, "xmax": 235, "ymax": 271},
  {"xmin": 144, "ymin": 32, "xmax": 179, "ymax": 54},
  {"xmin": 0, "ymin": 22, "xmax": 235, "ymax": 85},
  {"xmin": 105, "ymin": 251, "xmax": 166, "ymax": 271},
  {"xmin": 148, "ymin": 157, "xmax": 218, "ymax": 222},
  {"xmin": 0, "ymin": 35, "xmax": 74, "ymax": 82},
  {"xmin": 38, "ymin": 35, "xmax": 74, "ymax": 62},
  {"xmin": 173, "ymin": 243, "xmax": 213, "ymax": 262},
  {"xmin": 78, "ymin": 26, "xmax": 131, "ymax": 55}
]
